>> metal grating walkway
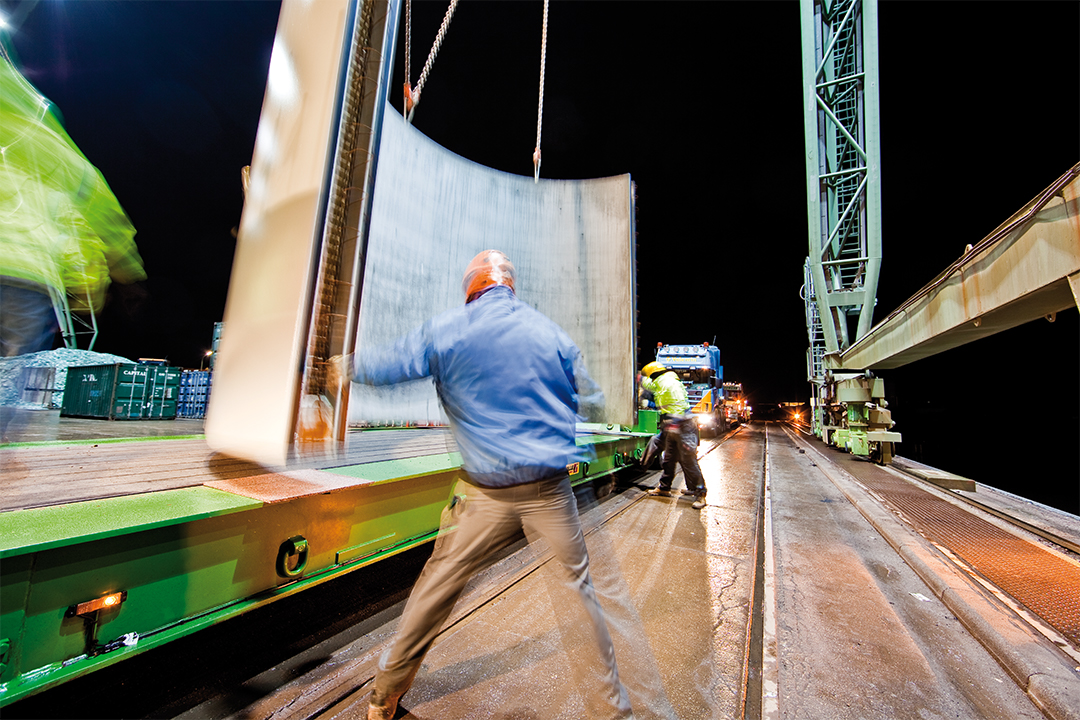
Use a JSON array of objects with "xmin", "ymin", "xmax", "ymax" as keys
[{"xmin": 836, "ymin": 452, "xmax": 1080, "ymax": 648}]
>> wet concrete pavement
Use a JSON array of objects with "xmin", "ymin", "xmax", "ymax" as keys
[
  {"xmin": 7, "ymin": 415, "xmax": 1079, "ymax": 719},
  {"xmin": 766, "ymin": 426, "xmax": 1052, "ymax": 719},
  {"xmin": 182, "ymin": 422, "xmax": 1080, "ymax": 720},
  {"xmin": 185, "ymin": 424, "xmax": 767, "ymax": 720}
]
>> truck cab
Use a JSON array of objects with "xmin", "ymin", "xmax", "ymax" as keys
[{"xmin": 654, "ymin": 343, "xmax": 724, "ymax": 436}]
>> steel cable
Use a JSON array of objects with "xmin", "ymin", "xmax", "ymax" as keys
[
  {"xmin": 533, "ymin": 0, "xmax": 549, "ymax": 182},
  {"xmin": 408, "ymin": 0, "xmax": 458, "ymax": 122},
  {"xmin": 403, "ymin": 0, "xmax": 411, "ymax": 118}
]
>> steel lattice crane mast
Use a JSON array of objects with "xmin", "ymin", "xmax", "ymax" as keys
[
  {"xmin": 800, "ymin": 0, "xmax": 898, "ymax": 462},
  {"xmin": 800, "ymin": 0, "xmax": 882, "ymax": 355}
]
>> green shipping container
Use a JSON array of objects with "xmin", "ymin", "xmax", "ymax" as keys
[{"xmin": 60, "ymin": 364, "xmax": 181, "ymax": 420}]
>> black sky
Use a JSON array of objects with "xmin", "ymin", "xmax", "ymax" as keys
[{"xmin": 4, "ymin": 1, "xmax": 1078, "ymax": 510}]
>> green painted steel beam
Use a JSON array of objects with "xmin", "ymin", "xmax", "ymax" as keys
[
  {"xmin": 0, "ymin": 488, "xmax": 261, "ymax": 558},
  {"xmin": 0, "ymin": 521, "xmax": 440, "ymax": 705},
  {"xmin": 0, "ymin": 470, "xmax": 458, "ymax": 707},
  {"xmin": 325, "ymin": 452, "xmax": 462, "ymax": 482},
  {"xmin": 1, "ymin": 434, "xmax": 205, "ymax": 450}
]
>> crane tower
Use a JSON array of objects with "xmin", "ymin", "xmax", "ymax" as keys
[{"xmin": 800, "ymin": 0, "xmax": 883, "ymax": 435}]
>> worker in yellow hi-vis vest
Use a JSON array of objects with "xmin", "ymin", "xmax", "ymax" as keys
[{"xmin": 639, "ymin": 361, "xmax": 707, "ymax": 509}]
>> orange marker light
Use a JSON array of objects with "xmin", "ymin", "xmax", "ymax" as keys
[{"xmin": 67, "ymin": 591, "xmax": 127, "ymax": 618}]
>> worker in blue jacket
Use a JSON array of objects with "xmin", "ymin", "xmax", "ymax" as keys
[{"xmin": 345, "ymin": 250, "xmax": 635, "ymax": 720}]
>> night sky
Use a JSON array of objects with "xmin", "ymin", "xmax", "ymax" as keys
[{"xmin": 4, "ymin": 1, "xmax": 1078, "ymax": 511}]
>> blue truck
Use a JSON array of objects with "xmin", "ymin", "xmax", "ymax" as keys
[{"xmin": 654, "ymin": 342, "xmax": 725, "ymax": 436}]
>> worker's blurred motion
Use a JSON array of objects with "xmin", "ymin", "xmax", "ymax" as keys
[
  {"xmin": 570, "ymin": 481, "xmax": 679, "ymax": 720},
  {"xmin": 334, "ymin": 250, "xmax": 667, "ymax": 719},
  {"xmin": 0, "ymin": 53, "xmax": 145, "ymax": 438},
  {"xmin": 639, "ymin": 361, "xmax": 707, "ymax": 508}
]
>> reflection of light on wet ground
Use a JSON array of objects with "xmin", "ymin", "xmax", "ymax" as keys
[
  {"xmin": 628, "ymin": 493, "xmax": 684, "ymax": 608},
  {"xmin": 609, "ymin": 435, "xmax": 763, "ymax": 718},
  {"xmin": 332, "ymin": 433, "xmax": 766, "ymax": 719},
  {"xmin": 702, "ymin": 435, "xmax": 761, "ymax": 718},
  {"xmin": 702, "ymin": 448, "xmax": 741, "ymax": 719}
]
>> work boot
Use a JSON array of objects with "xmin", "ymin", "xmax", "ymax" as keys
[
  {"xmin": 367, "ymin": 697, "xmax": 398, "ymax": 720},
  {"xmin": 647, "ymin": 487, "xmax": 672, "ymax": 497},
  {"xmin": 367, "ymin": 689, "xmax": 403, "ymax": 720}
]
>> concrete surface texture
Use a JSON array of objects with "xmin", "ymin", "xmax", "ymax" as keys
[
  {"xmin": 291, "ymin": 427, "xmax": 764, "ymax": 720},
  {"xmin": 344, "ymin": 424, "xmax": 1078, "ymax": 720},
  {"xmin": 352, "ymin": 107, "xmax": 636, "ymax": 428},
  {"xmin": 18, "ymin": 417, "xmax": 1075, "ymax": 719},
  {"xmin": 767, "ymin": 428, "xmax": 1049, "ymax": 719}
]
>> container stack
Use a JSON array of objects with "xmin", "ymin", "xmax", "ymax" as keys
[
  {"xmin": 177, "ymin": 370, "xmax": 213, "ymax": 419},
  {"xmin": 60, "ymin": 363, "xmax": 181, "ymax": 420}
]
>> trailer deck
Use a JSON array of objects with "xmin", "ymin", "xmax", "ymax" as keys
[
  {"xmin": 1, "ymin": 416, "xmax": 458, "ymax": 511},
  {"xmin": 0, "ymin": 411, "xmax": 653, "ymax": 707}
]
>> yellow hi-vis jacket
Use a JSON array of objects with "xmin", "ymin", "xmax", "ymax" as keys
[
  {"xmin": 641, "ymin": 370, "xmax": 689, "ymax": 415},
  {"xmin": 0, "ymin": 56, "xmax": 145, "ymax": 313}
]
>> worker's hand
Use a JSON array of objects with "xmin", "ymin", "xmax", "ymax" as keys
[{"xmin": 325, "ymin": 354, "xmax": 353, "ymax": 393}]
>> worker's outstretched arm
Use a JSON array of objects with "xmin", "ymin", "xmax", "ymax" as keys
[
  {"xmin": 351, "ymin": 322, "xmax": 434, "ymax": 386},
  {"xmin": 567, "ymin": 344, "xmax": 605, "ymax": 423}
]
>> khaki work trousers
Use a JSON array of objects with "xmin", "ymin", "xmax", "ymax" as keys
[{"xmin": 371, "ymin": 474, "xmax": 634, "ymax": 718}]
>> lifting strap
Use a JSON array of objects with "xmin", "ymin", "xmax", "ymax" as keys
[{"xmin": 403, "ymin": 0, "xmax": 459, "ymax": 122}]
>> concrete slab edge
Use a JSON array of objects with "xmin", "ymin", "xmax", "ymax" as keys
[{"xmin": 792, "ymin": 436, "xmax": 1080, "ymax": 720}]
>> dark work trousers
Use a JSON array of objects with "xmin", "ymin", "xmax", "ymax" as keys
[
  {"xmin": 656, "ymin": 416, "xmax": 706, "ymax": 497},
  {"xmin": 0, "ymin": 278, "xmax": 57, "ymax": 357}
]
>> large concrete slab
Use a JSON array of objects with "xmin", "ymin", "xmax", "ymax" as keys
[
  {"xmin": 205, "ymin": 0, "xmax": 359, "ymax": 466},
  {"xmin": 205, "ymin": 0, "xmax": 637, "ymax": 466},
  {"xmin": 350, "ymin": 107, "xmax": 635, "ymax": 428}
]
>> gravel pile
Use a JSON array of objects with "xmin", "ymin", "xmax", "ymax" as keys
[{"xmin": 0, "ymin": 348, "xmax": 134, "ymax": 409}]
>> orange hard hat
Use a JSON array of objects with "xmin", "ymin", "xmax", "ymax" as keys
[{"xmin": 462, "ymin": 250, "xmax": 516, "ymax": 302}]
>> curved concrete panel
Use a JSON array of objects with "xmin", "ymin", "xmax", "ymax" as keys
[{"xmin": 351, "ymin": 108, "xmax": 636, "ymax": 428}]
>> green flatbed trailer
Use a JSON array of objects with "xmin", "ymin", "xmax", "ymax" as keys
[{"xmin": 0, "ymin": 415, "xmax": 657, "ymax": 706}]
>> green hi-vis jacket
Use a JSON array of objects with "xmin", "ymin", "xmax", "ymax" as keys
[
  {"xmin": 0, "ymin": 56, "xmax": 145, "ymax": 313},
  {"xmin": 641, "ymin": 370, "xmax": 689, "ymax": 415}
]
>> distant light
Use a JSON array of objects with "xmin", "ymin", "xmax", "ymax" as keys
[{"xmin": 0, "ymin": 13, "xmax": 8, "ymax": 30}]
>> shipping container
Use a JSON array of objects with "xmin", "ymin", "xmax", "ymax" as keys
[
  {"xmin": 60, "ymin": 364, "xmax": 181, "ymax": 420},
  {"xmin": 18, "ymin": 366, "xmax": 58, "ymax": 407},
  {"xmin": 177, "ymin": 370, "xmax": 213, "ymax": 418}
]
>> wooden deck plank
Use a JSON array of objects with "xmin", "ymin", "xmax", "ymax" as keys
[{"xmin": 1, "ymin": 428, "xmax": 457, "ymax": 512}]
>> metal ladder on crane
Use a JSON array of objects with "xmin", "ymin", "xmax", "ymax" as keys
[{"xmin": 800, "ymin": 0, "xmax": 884, "ymax": 443}]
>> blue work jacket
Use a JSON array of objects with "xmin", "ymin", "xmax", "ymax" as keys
[{"xmin": 351, "ymin": 285, "xmax": 604, "ymax": 487}]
